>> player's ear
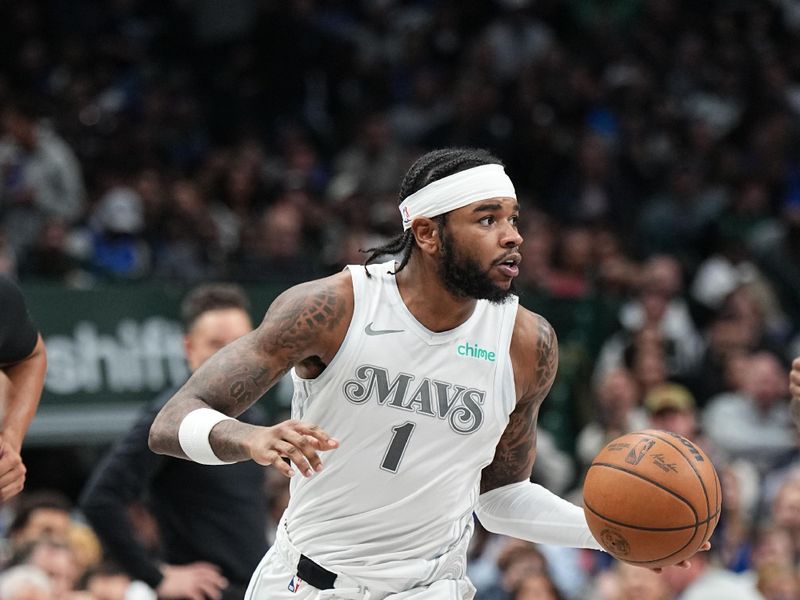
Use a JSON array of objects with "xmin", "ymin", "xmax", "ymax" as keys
[{"xmin": 411, "ymin": 218, "xmax": 440, "ymax": 255}]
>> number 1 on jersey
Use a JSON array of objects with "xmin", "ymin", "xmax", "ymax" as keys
[{"xmin": 380, "ymin": 422, "xmax": 416, "ymax": 473}]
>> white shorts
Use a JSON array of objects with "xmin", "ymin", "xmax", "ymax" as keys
[{"xmin": 244, "ymin": 525, "xmax": 476, "ymax": 600}]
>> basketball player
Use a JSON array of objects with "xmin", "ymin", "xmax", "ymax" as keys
[
  {"xmin": 791, "ymin": 357, "xmax": 800, "ymax": 430},
  {"xmin": 149, "ymin": 148, "xmax": 704, "ymax": 599},
  {"xmin": 0, "ymin": 275, "xmax": 47, "ymax": 501}
]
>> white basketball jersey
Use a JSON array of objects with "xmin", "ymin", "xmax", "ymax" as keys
[{"xmin": 283, "ymin": 261, "xmax": 519, "ymax": 590}]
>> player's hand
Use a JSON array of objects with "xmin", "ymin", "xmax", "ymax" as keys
[
  {"xmin": 790, "ymin": 358, "xmax": 800, "ymax": 400},
  {"xmin": 245, "ymin": 420, "xmax": 339, "ymax": 478},
  {"xmin": 157, "ymin": 562, "xmax": 228, "ymax": 600},
  {"xmin": 0, "ymin": 435, "xmax": 26, "ymax": 501},
  {"xmin": 649, "ymin": 541, "xmax": 712, "ymax": 574}
]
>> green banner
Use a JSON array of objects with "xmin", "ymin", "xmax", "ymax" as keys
[
  {"xmin": 21, "ymin": 282, "xmax": 289, "ymax": 445},
  {"xmin": 21, "ymin": 282, "xmax": 616, "ymax": 450}
]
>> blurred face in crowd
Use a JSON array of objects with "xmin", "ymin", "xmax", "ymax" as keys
[
  {"xmin": 596, "ymin": 369, "xmax": 639, "ymax": 429},
  {"xmin": 262, "ymin": 204, "xmax": 304, "ymax": 258},
  {"xmin": 27, "ymin": 543, "xmax": 79, "ymax": 598},
  {"xmin": 87, "ymin": 572, "xmax": 132, "ymax": 600},
  {"xmin": 12, "ymin": 508, "xmax": 72, "ymax": 545},
  {"xmin": 559, "ymin": 227, "xmax": 593, "ymax": 275},
  {"xmin": 616, "ymin": 562, "xmax": 671, "ymax": 600},
  {"xmin": 497, "ymin": 540, "xmax": 547, "ymax": 592},
  {"xmin": 757, "ymin": 564, "xmax": 799, "ymax": 600},
  {"xmin": 752, "ymin": 527, "xmax": 795, "ymax": 570},
  {"xmin": 632, "ymin": 346, "xmax": 668, "ymax": 392},
  {"xmin": 649, "ymin": 407, "xmax": 696, "ymax": 439},
  {"xmin": 184, "ymin": 308, "xmax": 252, "ymax": 372},
  {"xmin": 745, "ymin": 353, "xmax": 786, "ymax": 411},
  {"xmin": 773, "ymin": 481, "xmax": 800, "ymax": 533},
  {"xmin": 512, "ymin": 573, "xmax": 560, "ymax": 600},
  {"xmin": 1, "ymin": 109, "xmax": 37, "ymax": 149},
  {"xmin": 661, "ymin": 552, "xmax": 705, "ymax": 594}
]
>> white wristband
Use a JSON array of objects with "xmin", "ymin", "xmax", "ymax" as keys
[
  {"xmin": 476, "ymin": 481, "xmax": 603, "ymax": 550},
  {"xmin": 177, "ymin": 408, "xmax": 236, "ymax": 465}
]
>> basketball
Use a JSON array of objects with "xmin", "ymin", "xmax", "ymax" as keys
[{"xmin": 583, "ymin": 429, "xmax": 721, "ymax": 568}]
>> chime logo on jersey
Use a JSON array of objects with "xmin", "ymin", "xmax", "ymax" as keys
[
  {"xmin": 288, "ymin": 575, "xmax": 302, "ymax": 593},
  {"xmin": 343, "ymin": 364, "xmax": 486, "ymax": 434}
]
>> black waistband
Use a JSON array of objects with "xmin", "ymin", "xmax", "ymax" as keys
[{"xmin": 297, "ymin": 554, "xmax": 337, "ymax": 590}]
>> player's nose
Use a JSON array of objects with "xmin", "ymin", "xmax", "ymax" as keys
[{"xmin": 500, "ymin": 222, "xmax": 523, "ymax": 248}]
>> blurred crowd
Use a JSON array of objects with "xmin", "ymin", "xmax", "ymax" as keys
[{"xmin": 1, "ymin": 0, "xmax": 800, "ymax": 599}]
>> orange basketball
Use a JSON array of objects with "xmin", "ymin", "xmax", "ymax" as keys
[{"xmin": 583, "ymin": 429, "xmax": 721, "ymax": 568}]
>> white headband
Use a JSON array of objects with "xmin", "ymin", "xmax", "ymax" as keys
[{"xmin": 399, "ymin": 164, "xmax": 516, "ymax": 230}]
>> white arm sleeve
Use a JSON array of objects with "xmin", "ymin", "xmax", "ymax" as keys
[{"xmin": 475, "ymin": 480, "xmax": 604, "ymax": 551}]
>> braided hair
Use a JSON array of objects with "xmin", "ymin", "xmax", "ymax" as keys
[{"xmin": 363, "ymin": 147, "xmax": 504, "ymax": 274}]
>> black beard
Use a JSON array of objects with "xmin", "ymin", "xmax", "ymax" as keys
[{"xmin": 438, "ymin": 230, "xmax": 515, "ymax": 303}]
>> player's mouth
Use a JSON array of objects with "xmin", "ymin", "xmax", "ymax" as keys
[{"xmin": 495, "ymin": 252, "xmax": 521, "ymax": 278}]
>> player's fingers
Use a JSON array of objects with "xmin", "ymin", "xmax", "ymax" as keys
[
  {"xmin": 291, "ymin": 422, "xmax": 339, "ymax": 449},
  {"xmin": 699, "ymin": 541, "xmax": 711, "ymax": 551},
  {"xmin": 793, "ymin": 357, "xmax": 800, "ymax": 370},
  {"xmin": 274, "ymin": 440, "xmax": 315, "ymax": 477},
  {"xmin": 251, "ymin": 449, "xmax": 293, "ymax": 475},
  {"xmin": 280, "ymin": 430, "xmax": 324, "ymax": 473}
]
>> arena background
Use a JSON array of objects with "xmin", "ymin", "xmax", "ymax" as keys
[{"xmin": 2, "ymin": 1, "xmax": 800, "ymax": 598}]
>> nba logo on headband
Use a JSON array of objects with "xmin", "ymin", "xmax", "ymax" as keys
[{"xmin": 398, "ymin": 164, "xmax": 516, "ymax": 230}]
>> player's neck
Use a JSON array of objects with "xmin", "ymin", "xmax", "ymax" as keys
[{"xmin": 395, "ymin": 258, "xmax": 477, "ymax": 333}]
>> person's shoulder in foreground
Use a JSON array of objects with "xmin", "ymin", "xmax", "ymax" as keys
[{"xmin": 0, "ymin": 274, "xmax": 47, "ymax": 502}]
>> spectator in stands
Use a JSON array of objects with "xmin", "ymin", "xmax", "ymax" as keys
[
  {"xmin": 10, "ymin": 537, "xmax": 82, "ymax": 598},
  {"xmin": 594, "ymin": 256, "xmax": 702, "ymax": 391},
  {"xmin": 481, "ymin": 540, "xmax": 550, "ymax": 600},
  {"xmin": 703, "ymin": 351, "xmax": 795, "ymax": 473},
  {"xmin": 234, "ymin": 201, "xmax": 318, "ymax": 283},
  {"xmin": 614, "ymin": 562, "xmax": 673, "ymax": 600},
  {"xmin": 0, "ymin": 96, "xmax": 85, "ymax": 257},
  {"xmin": 644, "ymin": 383, "xmax": 698, "ymax": 440},
  {"xmin": 7, "ymin": 491, "xmax": 73, "ymax": 548},
  {"xmin": 661, "ymin": 550, "xmax": 763, "ymax": 600},
  {"xmin": 770, "ymin": 477, "xmax": 800, "ymax": 563},
  {"xmin": 81, "ymin": 561, "xmax": 156, "ymax": 600},
  {"xmin": 511, "ymin": 571, "xmax": 565, "ymax": 600},
  {"xmin": 576, "ymin": 368, "xmax": 647, "ymax": 473},
  {"xmin": 80, "ymin": 283, "xmax": 267, "ymax": 600},
  {"xmin": 0, "ymin": 564, "xmax": 54, "ymax": 600}
]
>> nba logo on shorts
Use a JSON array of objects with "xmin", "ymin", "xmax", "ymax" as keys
[
  {"xmin": 288, "ymin": 575, "xmax": 302, "ymax": 593},
  {"xmin": 402, "ymin": 206, "xmax": 410, "ymax": 222}
]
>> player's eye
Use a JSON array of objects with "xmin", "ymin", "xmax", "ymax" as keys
[
  {"xmin": 479, "ymin": 216, "xmax": 495, "ymax": 226},
  {"xmin": 510, "ymin": 215, "xmax": 519, "ymax": 227}
]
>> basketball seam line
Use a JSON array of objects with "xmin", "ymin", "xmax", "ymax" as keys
[
  {"xmin": 584, "ymin": 499, "xmax": 721, "ymax": 531},
  {"xmin": 587, "ymin": 462, "xmax": 700, "ymax": 522},
  {"xmin": 642, "ymin": 430, "xmax": 714, "ymax": 544}
]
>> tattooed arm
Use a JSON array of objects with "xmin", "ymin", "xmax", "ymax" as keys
[
  {"xmin": 480, "ymin": 309, "xmax": 557, "ymax": 493},
  {"xmin": 148, "ymin": 273, "xmax": 351, "ymax": 476},
  {"xmin": 473, "ymin": 309, "xmax": 601, "ymax": 549}
]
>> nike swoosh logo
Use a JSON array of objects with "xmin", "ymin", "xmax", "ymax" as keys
[{"xmin": 365, "ymin": 322, "xmax": 404, "ymax": 336}]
